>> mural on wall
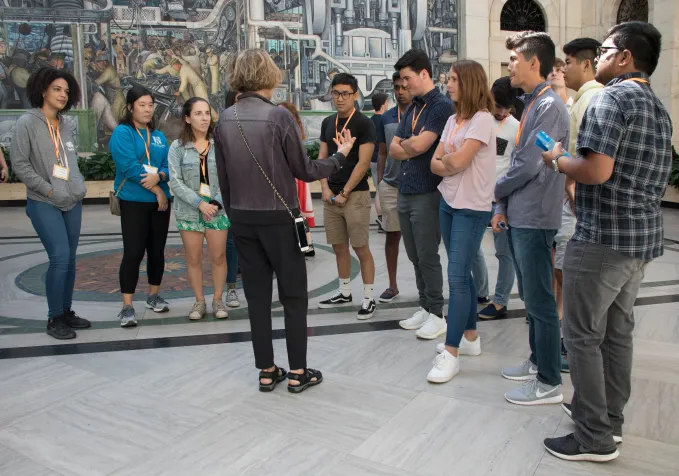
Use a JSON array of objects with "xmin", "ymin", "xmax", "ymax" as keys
[{"xmin": 0, "ymin": 0, "xmax": 459, "ymax": 149}]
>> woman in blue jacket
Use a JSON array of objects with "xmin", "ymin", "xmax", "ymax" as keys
[{"xmin": 110, "ymin": 86, "xmax": 172, "ymax": 327}]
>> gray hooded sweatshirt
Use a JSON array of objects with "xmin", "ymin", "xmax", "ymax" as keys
[{"xmin": 11, "ymin": 109, "xmax": 86, "ymax": 211}]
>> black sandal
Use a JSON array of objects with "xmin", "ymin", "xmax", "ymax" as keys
[
  {"xmin": 287, "ymin": 368, "xmax": 323, "ymax": 393},
  {"xmin": 259, "ymin": 366, "xmax": 288, "ymax": 392}
]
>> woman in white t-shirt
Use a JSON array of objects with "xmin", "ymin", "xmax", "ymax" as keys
[{"xmin": 428, "ymin": 60, "xmax": 496, "ymax": 384}]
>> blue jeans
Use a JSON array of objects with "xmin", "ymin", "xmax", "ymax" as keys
[
  {"xmin": 226, "ymin": 230, "xmax": 238, "ymax": 285},
  {"xmin": 439, "ymin": 201, "xmax": 491, "ymax": 348},
  {"xmin": 472, "ymin": 228, "xmax": 515, "ymax": 306},
  {"xmin": 507, "ymin": 227, "xmax": 561, "ymax": 386},
  {"xmin": 26, "ymin": 199, "xmax": 82, "ymax": 318}
]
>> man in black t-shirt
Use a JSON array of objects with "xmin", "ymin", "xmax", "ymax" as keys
[{"xmin": 317, "ymin": 73, "xmax": 377, "ymax": 320}]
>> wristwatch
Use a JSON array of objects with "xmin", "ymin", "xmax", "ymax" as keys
[
  {"xmin": 158, "ymin": 171, "xmax": 167, "ymax": 182},
  {"xmin": 552, "ymin": 154, "xmax": 562, "ymax": 173},
  {"xmin": 339, "ymin": 189, "xmax": 349, "ymax": 198}
]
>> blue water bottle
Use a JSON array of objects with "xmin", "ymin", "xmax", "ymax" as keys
[{"xmin": 536, "ymin": 131, "xmax": 572, "ymax": 157}]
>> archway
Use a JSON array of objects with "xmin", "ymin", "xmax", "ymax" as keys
[
  {"xmin": 617, "ymin": 0, "xmax": 650, "ymax": 23},
  {"xmin": 500, "ymin": 0, "xmax": 546, "ymax": 32}
]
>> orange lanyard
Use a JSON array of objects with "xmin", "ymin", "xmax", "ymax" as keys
[
  {"xmin": 335, "ymin": 109, "xmax": 356, "ymax": 141},
  {"xmin": 397, "ymin": 106, "xmax": 402, "ymax": 122},
  {"xmin": 446, "ymin": 119, "xmax": 466, "ymax": 146},
  {"xmin": 46, "ymin": 119, "xmax": 67, "ymax": 167},
  {"xmin": 515, "ymin": 86, "xmax": 551, "ymax": 144},
  {"xmin": 496, "ymin": 117, "xmax": 507, "ymax": 130},
  {"xmin": 135, "ymin": 127, "xmax": 151, "ymax": 165},
  {"xmin": 411, "ymin": 103, "xmax": 427, "ymax": 134},
  {"xmin": 624, "ymin": 78, "xmax": 649, "ymax": 85},
  {"xmin": 198, "ymin": 142, "xmax": 210, "ymax": 183}
]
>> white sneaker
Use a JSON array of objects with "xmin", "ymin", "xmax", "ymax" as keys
[
  {"xmin": 415, "ymin": 314, "xmax": 447, "ymax": 340},
  {"xmin": 427, "ymin": 350, "xmax": 459, "ymax": 383},
  {"xmin": 435, "ymin": 335, "xmax": 481, "ymax": 356},
  {"xmin": 399, "ymin": 307, "xmax": 429, "ymax": 330}
]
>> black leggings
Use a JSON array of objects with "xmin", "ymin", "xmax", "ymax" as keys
[{"xmin": 119, "ymin": 199, "xmax": 171, "ymax": 294}]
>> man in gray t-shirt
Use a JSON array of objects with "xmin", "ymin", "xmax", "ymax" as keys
[{"xmin": 374, "ymin": 72, "xmax": 412, "ymax": 303}]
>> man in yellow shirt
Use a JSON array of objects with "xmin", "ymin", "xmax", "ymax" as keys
[{"xmin": 555, "ymin": 38, "xmax": 604, "ymax": 371}]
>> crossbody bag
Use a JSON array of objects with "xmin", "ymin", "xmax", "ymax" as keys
[{"xmin": 233, "ymin": 103, "xmax": 311, "ymax": 252}]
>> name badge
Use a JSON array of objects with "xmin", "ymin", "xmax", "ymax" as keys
[
  {"xmin": 199, "ymin": 183, "xmax": 211, "ymax": 197},
  {"xmin": 143, "ymin": 164, "xmax": 159, "ymax": 174},
  {"xmin": 52, "ymin": 164, "xmax": 70, "ymax": 181}
]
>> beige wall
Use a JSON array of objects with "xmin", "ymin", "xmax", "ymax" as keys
[{"xmin": 459, "ymin": 0, "xmax": 678, "ymax": 148}]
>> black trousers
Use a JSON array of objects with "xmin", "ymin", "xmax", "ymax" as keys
[
  {"xmin": 119, "ymin": 199, "xmax": 171, "ymax": 294},
  {"xmin": 231, "ymin": 221, "xmax": 308, "ymax": 370}
]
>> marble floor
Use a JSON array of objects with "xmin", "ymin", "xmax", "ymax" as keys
[{"xmin": 0, "ymin": 203, "xmax": 678, "ymax": 476}]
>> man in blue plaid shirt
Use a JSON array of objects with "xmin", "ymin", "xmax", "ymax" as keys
[{"xmin": 541, "ymin": 21, "xmax": 673, "ymax": 463}]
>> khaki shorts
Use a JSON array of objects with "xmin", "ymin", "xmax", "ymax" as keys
[
  {"xmin": 378, "ymin": 181, "xmax": 400, "ymax": 232},
  {"xmin": 324, "ymin": 190, "xmax": 371, "ymax": 247}
]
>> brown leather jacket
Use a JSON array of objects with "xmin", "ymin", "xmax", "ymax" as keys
[{"xmin": 214, "ymin": 93, "xmax": 345, "ymax": 225}]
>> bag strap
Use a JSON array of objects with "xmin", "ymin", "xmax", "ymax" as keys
[
  {"xmin": 233, "ymin": 104, "xmax": 298, "ymax": 220},
  {"xmin": 114, "ymin": 135, "xmax": 152, "ymax": 197}
]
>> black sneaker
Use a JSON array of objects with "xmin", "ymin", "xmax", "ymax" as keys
[
  {"xmin": 478, "ymin": 303, "xmax": 507, "ymax": 320},
  {"xmin": 46, "ymin": 315, "xmax": 76, "ymax": 340},
  {"xmin": 64, "ymin": 309, "xmax": 91, "ymax": 329},
  {"xmin": 318, "ymin": 292, "xmax": 352, "ymax": 309},
  {"xmin": 357, "ymin": 298, "xmax": 376, "ymax": 320},
  {"xmin": 146, "ymin": 294, "xmax": 170, "ymax": 313},
  {"xmin": 544, "ymin": 434, "xmax": 619, "ymax": 462},
  {"xmin": 477, "ymin": 296, "xmax": 490, "ymax": 305}
]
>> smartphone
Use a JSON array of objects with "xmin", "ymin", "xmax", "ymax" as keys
[
  {"xmin": 294, "ymin": 217, "xmax": 310, "ymax": 252},
  {"xmin": 208, "ymin": 199, "xmax": 223, "ymax": 210}
]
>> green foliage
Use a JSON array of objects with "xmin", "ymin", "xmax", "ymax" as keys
[
  {"xmin": 670, "ymin": 146, "xmax": 679, "ymax": 189},
  {"xmin": 77, "ymin": 152, "xmax": 116, "ymax": 181},
  {"xmin": 1, "ymin": 145, "xmax": 20, "ymax": 184},
  {"xmin": 305, "ymin": 141, "xmax": 320, "ymax": 161}
]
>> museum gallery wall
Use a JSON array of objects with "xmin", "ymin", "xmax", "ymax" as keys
[{"xmin": 0, "ymin": 0, "xmax": 459, "ymax": 151}]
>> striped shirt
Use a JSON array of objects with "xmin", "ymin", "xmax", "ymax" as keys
[
  {"xmin": 395, "ymin": 87, "xmax": 455, "ymax": 195},
  {"xmin": 574, "ymin": 72, "xmax": 673, "ymax": 260}
]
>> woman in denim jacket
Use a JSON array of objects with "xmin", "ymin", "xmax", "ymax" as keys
[{"xmin": 169, "ymin": 97, "xmax": 230, "ymax": 320}]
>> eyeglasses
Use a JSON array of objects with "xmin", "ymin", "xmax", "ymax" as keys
[
  {"xmin": 597, "ymin": 46, "xmax": 619, "ymax": 58},
  {"xmin": 331, "ymin": 91, "xmax": 355, "ymax": 100}
]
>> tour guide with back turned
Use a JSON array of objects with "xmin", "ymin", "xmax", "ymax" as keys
[{"xmin": 214, "ymin": 48, "xmax": 356, "ymax": 393}]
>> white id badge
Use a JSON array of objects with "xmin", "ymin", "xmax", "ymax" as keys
[
  {"xmin": 199, "ymin": 183, "xmax": 211, "ymax": 197},
  {"xmin": 52, "ymin": 164, "xmax": 70, "ymax": 181},
  {"xmin": 143, "ymin": 164, "xmax": 159, "ymax": 174}
]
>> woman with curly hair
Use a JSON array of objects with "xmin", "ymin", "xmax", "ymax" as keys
[{"xmin": 11, "ymin": 67, "xmax": 90, "ymax": 340}]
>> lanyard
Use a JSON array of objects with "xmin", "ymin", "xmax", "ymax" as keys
[
  {"xmin": 446, "ymin": 119, "xmax": 466, "ymax": 146},
  {"xmin": 515, "ymin": 86, "xmax": 551, "ymax": 144},
  {"xmin": 135, "ymin": 127, "xmax": 152, "ymax": 165},
  {"xmin": 397, "ymin": 106, "xmax": 402, "ymax": 122},
  {"xmin": 623, "ymin": 78, "xmax": 649, "ymax": 85},
  {"xmin": 411, "ymin": 103, "xmax": 427, "ymax": 134},
  {"xmin": 335, "ymin": 109, "xmax": 356, "ymax": 141},
  {"xmin": 199, "ymin": 142, "xmax": 210, "ymax": 184},
  {"xmin": 46, "ymin": 119, "xmax": 68, "ymax": 168},
  {"xmin": 496, "ymin": 117, "xmax": 508, "ymax": 130}
]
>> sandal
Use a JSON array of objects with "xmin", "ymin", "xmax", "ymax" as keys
[
  {"xmin": 259, "ymin": 366, "xmax": 288, "ymax": 392},
  {"xmin": 287, "ymin": 368, "xmax": 323, "ymax": 394}
]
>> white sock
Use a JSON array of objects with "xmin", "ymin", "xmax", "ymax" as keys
[
  {"xmin": 339, "ymin": 277, "xmax": 351, "ymax": 297},
  {"xmin": 364, "ymin": 284, "xmax": 374, "ymax": 300}
]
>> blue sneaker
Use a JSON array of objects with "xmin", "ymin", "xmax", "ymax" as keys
[
  {"xmin": 561, "ymin": 355, "xmax": 570, "ymax": 373},
  {"xmin": 478, "ymin": 303, "xmax": 508, "ymax": 320}
]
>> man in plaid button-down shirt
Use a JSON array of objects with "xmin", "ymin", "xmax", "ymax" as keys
[{"xmin": 541, "ymin": 22, "xmax": 673, "ymax": 463}]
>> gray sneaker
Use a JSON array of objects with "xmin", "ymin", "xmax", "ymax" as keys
[
  {"xmin": 118, "ymin": 305, "xmax": 137, "ymax": 328},
  {"xmin": 146, "ymin": 294, "xmax": 169, "ymax": 313},
  {"xmin": 505, "ymin": 379, "xmax": 563, "ymax": 406},
  {"xmin": 189, "ymin": 300, "xmax": 206, "ymax": 320},
  {"xmin": 502, "ymin": 359, "xmax": 538, "ymax": 381},
  {"xmin": 226, "ymin": 288, "xmax": 240, "ymax": 308},
  {"xmin": 212, "ymin": 299, "xmax": 228, "ymax": 319}
]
